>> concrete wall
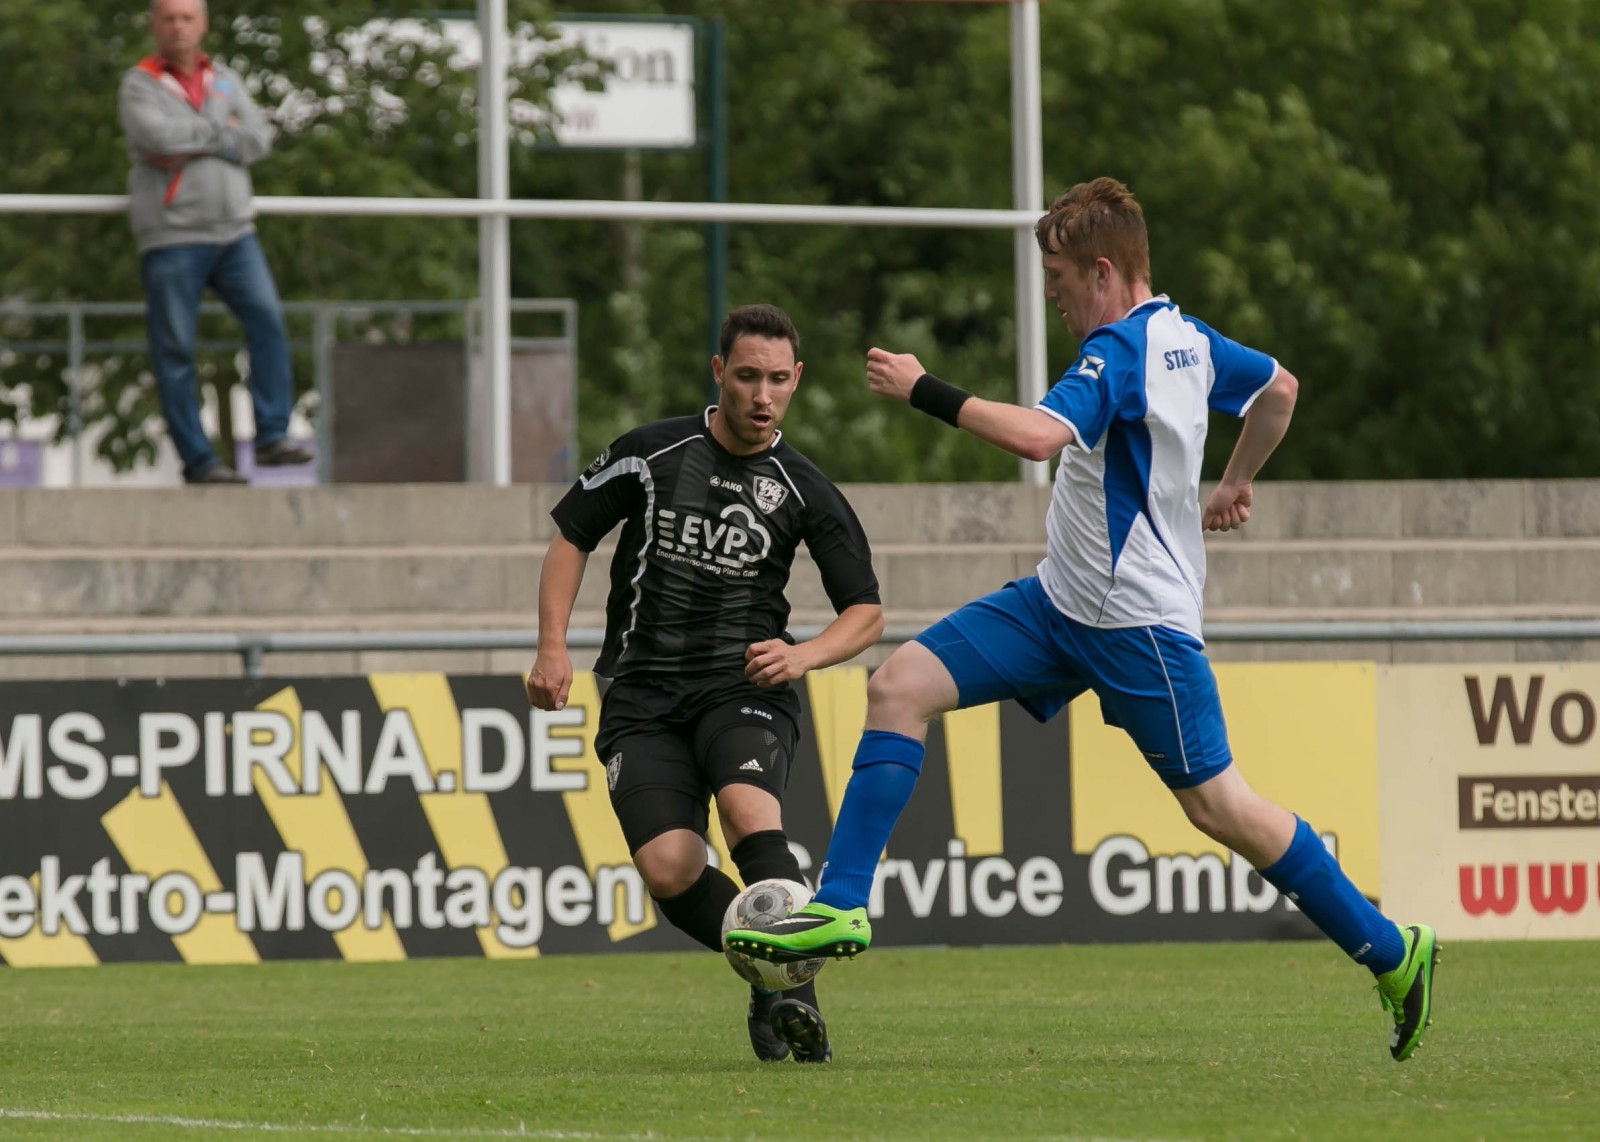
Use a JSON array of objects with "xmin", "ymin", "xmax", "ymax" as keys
[{"xmin": 1, "ymin": 479, "xmax": 1597, "ymax": 678}]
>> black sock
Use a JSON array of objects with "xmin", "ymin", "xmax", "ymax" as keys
[
  {"xmin": 784, "ymin": 977, "xmax": 819, "ymax": 1009},
  {"xmin": 731, "ymin": 829, "xmax": 803, "ymax": 886},
  {"xmin": 654, "ymin": 866, "xmax": 741, "ymax": 952},
  {"xmin": 731, "ymin": 831, "xmax": 822, "ymax": 1009}
]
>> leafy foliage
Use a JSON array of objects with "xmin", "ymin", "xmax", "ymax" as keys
[
  {"xmin": 0, "ymin": 0, "xmax": 579, "ymax": 470},
  {"xmin": 7, "ymin": 0, "xmax": 1600, "ymax": 478}
]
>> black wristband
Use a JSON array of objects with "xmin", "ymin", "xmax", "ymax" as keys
[{"xmin": 908, "ymin": 372, "xmax": 973, "ymax": 427}]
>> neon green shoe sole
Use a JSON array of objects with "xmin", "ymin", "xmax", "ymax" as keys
[
  {"xmin": 725, "ymin": 902, "xmax": 872, "ymax": 964},
  {"xmin": 1377, "ymin": 923, "xmax": 1439, "ymax": 1062}
]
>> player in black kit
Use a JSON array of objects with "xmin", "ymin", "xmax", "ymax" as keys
[{"xmin": 525, "ymin": 304, "xmax": 883, "ymax": 1064}]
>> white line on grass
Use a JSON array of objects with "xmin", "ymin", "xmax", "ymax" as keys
[{"xmin": 0, "ymin": 1108, "xmax": 658, "ymax": 1140}]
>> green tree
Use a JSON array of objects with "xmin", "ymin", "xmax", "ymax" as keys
[
  {"xmin": 519, "ymin": 0, "xmax": 1029, "ymax": 480},
  {"xmin": 542, "ymin": 0, "xmax": 1600, "ymax": 480},
  {"xmin": 0, "ymin": 0, "xmax": 588, "ymax": 470},
  {"xmin": 9, "ymin": 0, "xmax": 1600, "ymax": 480},
  {"xmin": 1040, "ymin": 0, "xmax": 1600, "ymax": 478}
]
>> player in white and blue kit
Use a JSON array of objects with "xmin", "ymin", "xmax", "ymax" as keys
[{"xmin": 727, "ymin": 178, "xmax": 1439, "ymax": 1062}]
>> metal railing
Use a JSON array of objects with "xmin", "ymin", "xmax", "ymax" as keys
[
  {"xmin": 0, "ymin": 190, "xmax": 1054, "ymax": 486},
  {"xmin": 0, "ymin": 193, "xmax": 1042, "ymax": 229},
  {"xmin": 0, "ymin": 297, "xmax": 578, "ymax": 485},
  {"xmin": 0, "ymin": 620, "xmax": 1595, "ymax": 679}
]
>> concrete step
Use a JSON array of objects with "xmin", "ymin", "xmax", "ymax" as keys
[
  {"xmin": 1204, "ymin": 539, "xmax": 1600, "ymax": 610},
  {"xmin": 0, "ymin": 548, "xmax": 551, "ymax": 619},
  {"xmin": 8, "ymin": 479, "xmax": 1600, "ymax": 550},
  {"xmin": 5, "ymin": 478, "xmax": 1599, "ymax": 680},
  {"xmin": 0, "ymin": 485, "xmax": 563, "ymax": 548},
  {"xmin": 8, "ymin": 535, "xmax": 1600, "ymax": 619},
  {"xmin": 0, "ymin": 484, "xmax": 1056, "ymax": 548},
  {"xmin": 1211, "ymin": 480, "xmax": 1600, "ymax": 540}
]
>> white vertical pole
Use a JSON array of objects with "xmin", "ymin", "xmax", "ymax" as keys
[
  {"xmin": 1011, "ymin": 0, "xmax": 1048, "ymax": 485},
  {"xmin": 478, "ymin": 0, "xmax": 512, "ymax": 485}
]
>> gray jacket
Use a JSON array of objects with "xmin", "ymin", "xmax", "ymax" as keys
[{"xmin": 118, "ymin": 57, "xmax": 275, "ymax": 253}]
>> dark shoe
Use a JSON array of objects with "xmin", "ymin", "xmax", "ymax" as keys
[
  {"xmin": 770, "ymin": 997, "xmax": 831, "ymax": 1063},
  {"xmin": 747, "ymin": 986, "xmax": 790, "ymax": 1062},
  {"xmin": 254, "ymin": 439, "xmax": 314, "ymax": 467},
  {"xmin": 188, "ymin": 463, "xmax": 248, "ymax": 485}
]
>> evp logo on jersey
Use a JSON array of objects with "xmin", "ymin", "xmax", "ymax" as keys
[{"xmin": 653, "ymin": 504, "xmax": 771, "ymax": 575}]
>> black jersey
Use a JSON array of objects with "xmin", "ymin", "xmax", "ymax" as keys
[{"xmin": 552, "ymin": 409, "xmax": 880, "ymax": 681}]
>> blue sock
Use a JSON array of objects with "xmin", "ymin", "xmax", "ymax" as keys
[
  {"xmin": 1259, "ymin": 817, "xmax": 1405, "ymax": 975},
  {"xmin": 813, "ymin": 730, "xmax": 925, "ymax": 911}
]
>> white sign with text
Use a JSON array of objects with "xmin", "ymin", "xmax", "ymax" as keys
[{"xmin": 546, "ymin": 21, "xmax": 697, "ymax": 148}]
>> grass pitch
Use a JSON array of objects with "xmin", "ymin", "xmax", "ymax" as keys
[{"xmin": 0, "ymin": 941, "xmax": 1593, "ymax": 1141}]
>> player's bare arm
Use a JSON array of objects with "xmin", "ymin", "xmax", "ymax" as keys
[
  {"xmin": 867, "ymin": 347, "xmax": 1073, "ymax": 461},
  {"xmin": 955, "ymin": 399, "xmax": 1075, "ymax": 462},
  {"xmin": 526, "ymin": 532, "xmax": 589, "ymax": 711},
  {"xmin": 1203, "ymin": 365, "xmax": 1300, "ymax": 532},
  {"xmin": 745, "ymin": 602, "xmax": 884, "ymax": 688}
]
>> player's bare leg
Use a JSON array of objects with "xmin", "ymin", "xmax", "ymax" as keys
[
  {"xmin": 728, "ymin": 643, "xmax": 957, "ymax": 962},
  {"xmin": 633, "ymin": 827, "xmax": 790, "ymax": 1062}
]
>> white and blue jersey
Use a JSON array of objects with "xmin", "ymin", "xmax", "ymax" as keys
[
  {"xmin": 1034, "ymin": 296, "xmax": 1276, "ymax": 640},
  {"xmin": 914, "ymin": 296, "xmax": 1277, "ymax": 788}
]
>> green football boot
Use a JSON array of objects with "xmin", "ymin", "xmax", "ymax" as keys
[
  {"xmin": 725, "ymin": 902, "xmax": 872, "ymax": 963},
  {"xmin": 1376, "ymin": 923, "xmax": 1439, "ymax": 1062}
]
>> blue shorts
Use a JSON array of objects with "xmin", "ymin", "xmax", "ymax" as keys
[{"xmin": 914, "ymin": 577, "xmax": 1231, "ymax": 790}]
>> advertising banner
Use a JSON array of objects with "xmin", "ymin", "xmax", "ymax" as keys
[
  {"xmin": 0, "ymin": 664, "xmax": 1375, "ymax": 967},
  {"xmin": 1378, "ymin": 665, "xmax": 1600, "ymax": 940},
  {"xmin": 1069, "ymin": 662, "xmax": 1380, "ymax": 942},
  {"xmin": 0, "ymin": 672, "xmax": 1069, "ymax": 966}
]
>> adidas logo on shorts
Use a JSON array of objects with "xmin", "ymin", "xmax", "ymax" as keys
[{"xmin": 739, "ymin": 759, "xmax": 763, "ymax": 772}]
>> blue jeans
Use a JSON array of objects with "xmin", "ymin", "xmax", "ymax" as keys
[{"xmin": 141, "ymin": 234, "xmax": 293, "ymax": 480}]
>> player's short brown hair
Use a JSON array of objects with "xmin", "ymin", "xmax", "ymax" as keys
[
  {"xmin": 720, "ymin": 304, "xmax": 801, "ymax": 361},
  {"xmin": 1035, "ymin": 177, "xmax": 1151, "ymax": 284}
]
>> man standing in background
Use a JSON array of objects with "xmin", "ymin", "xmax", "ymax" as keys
[{"xmin": 120, "ymin": 0, "xmax": 312, "ymax": 484}]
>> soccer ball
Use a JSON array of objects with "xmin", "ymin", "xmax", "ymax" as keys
[{"xmin": 720, "ymin": 877, "xmax": 825, "ymax": 991}]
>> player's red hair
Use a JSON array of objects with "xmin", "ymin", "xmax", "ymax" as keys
[{"xmin": 1035, "ymin": 177, "xmax": 1151, "ymax": 284}]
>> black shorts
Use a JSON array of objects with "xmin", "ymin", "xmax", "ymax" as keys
[{"xmin": 595, "ymin": 676, "xmax": 801, "ymax": 851}]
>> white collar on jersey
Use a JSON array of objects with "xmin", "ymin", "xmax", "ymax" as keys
[{"xmin": 1120, "ymin": 294, "xmax": 1172, "ymax": 320}]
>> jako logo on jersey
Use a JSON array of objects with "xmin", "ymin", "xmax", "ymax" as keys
[
  {"xmin": 754, "ymin": 477, "xmax": 788, "ymax": 515},
  {"xmin": 585, "ymin": 447, "xmax": 611, "ymax": 475},
  {"xmin": 740, "ymin": 706, "xmax": 773, "ymax": 720},
  {"xmin": 1163, "ymin": 348, "xmax": 1200, "ymax": 370},
  {"xmin": 710, "ymin": 475, "xmax": 744, "ymax": 492}
]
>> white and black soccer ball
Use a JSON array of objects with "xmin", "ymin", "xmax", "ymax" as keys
[{"xmin": 720, "ymin": 877, "xmax": 825, "ymax": 991}]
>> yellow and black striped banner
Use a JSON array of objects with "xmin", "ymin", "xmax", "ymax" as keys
[{"xmin": 0, "ymin": 665, "xmax": 1369, "ymax": 966}]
